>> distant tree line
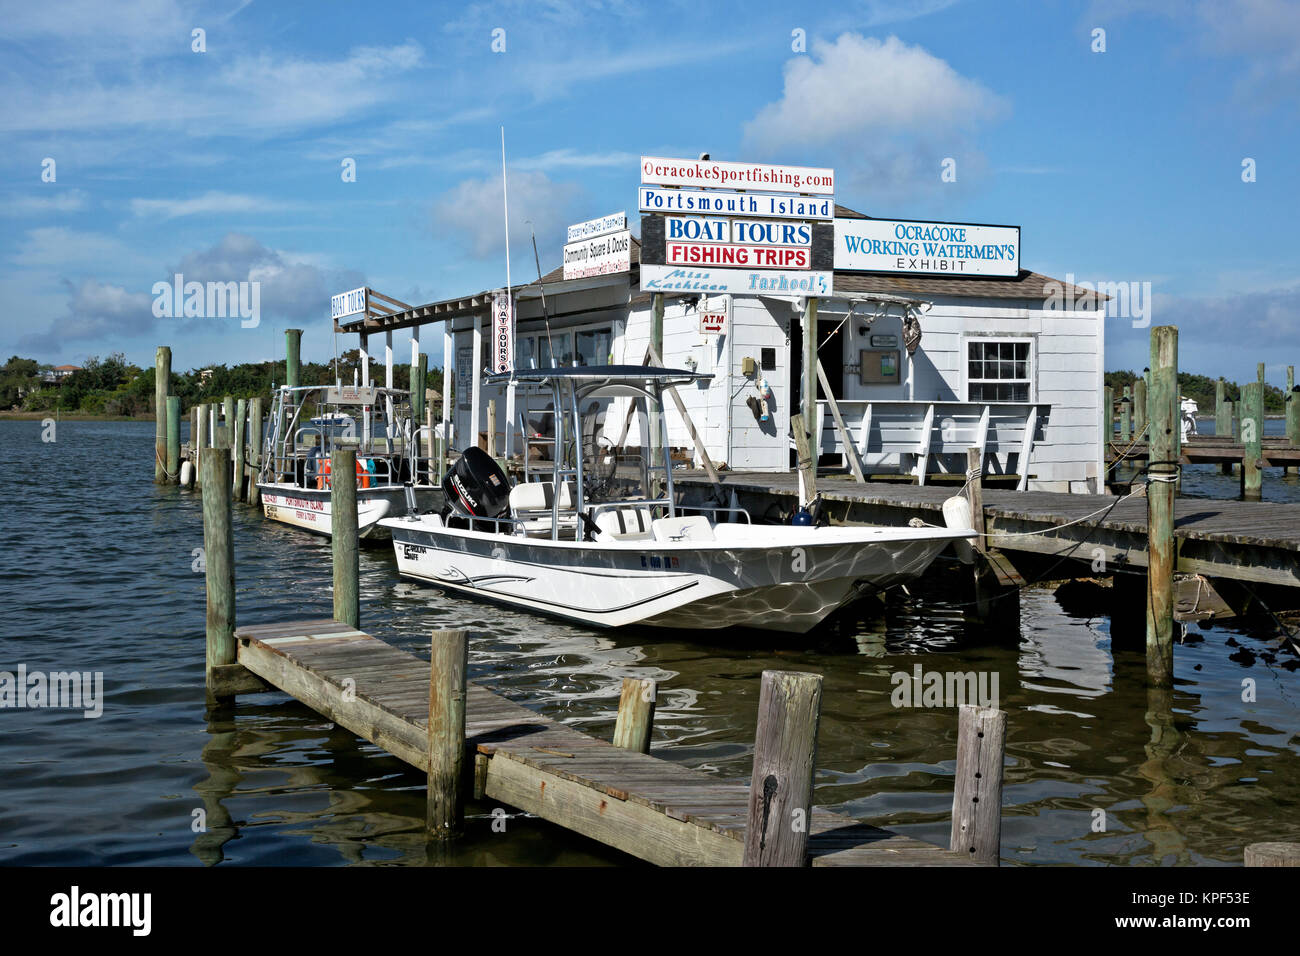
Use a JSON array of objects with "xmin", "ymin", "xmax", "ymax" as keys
[
  {"xmin": 1104, "ymin": 370, "xmax": 1289, "ymax": 414},
  {"xmin": 2, "ymin": 351, "xmax": 446, "ymax": 417}
]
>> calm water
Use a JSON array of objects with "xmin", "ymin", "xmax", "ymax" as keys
[{"xmin": 1, "ymin": 420, "xmax": 1297, "ymax": 866}]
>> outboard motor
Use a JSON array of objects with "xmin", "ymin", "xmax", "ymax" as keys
[{"xmin": 442, "ymin": 447, "xmax": 510, "ymax": 525}]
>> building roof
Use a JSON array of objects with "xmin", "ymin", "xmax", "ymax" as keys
[
  {"xmin": 53, "ymin": 364, "xmax": 80, "ymax": 371},
  {"xmin": 830, "ymin": 269, "xmax": 1102, "ymax": 302}
]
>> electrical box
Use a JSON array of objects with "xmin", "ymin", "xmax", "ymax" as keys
[
  {"xmin": 859, "ymin": 349, "xmax": 900, "ymax": 385},
  {"xmin": 741, "ymin": 356, "xmax": 757, "ymax": 376}
]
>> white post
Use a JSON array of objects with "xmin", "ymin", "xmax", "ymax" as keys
[
  {"xmin": 384, "ymin": 330, "xmax": 394, "ymax": 438},
  {"xmin": 442, "ymin": 325, "xmax": 454, "ymax": 447},
  {"xmin": 359, "ymin": 332, "xmax": 371, "ymax": 448},
  {"xmin": 471, "ymin": 316, "xmax": 483, "ymax": 451}
]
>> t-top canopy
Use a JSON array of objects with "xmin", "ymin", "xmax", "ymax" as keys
[{"xmin": 485, "ymin": 364, "xmax": 710, "ymax": 387}]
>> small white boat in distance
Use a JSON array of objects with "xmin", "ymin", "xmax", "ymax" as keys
[{"xmin": 381, "ymin": 366, "xmax": 974, "ymax": 633}]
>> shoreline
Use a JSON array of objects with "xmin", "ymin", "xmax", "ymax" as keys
[{"xmin": 0, "ymin": 411, "xmax": 154, "ymax": 422}]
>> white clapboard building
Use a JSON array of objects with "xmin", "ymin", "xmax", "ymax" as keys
[{"xmin": 336, "ymin": 202, "xmax": 1106, "ymax": 494}]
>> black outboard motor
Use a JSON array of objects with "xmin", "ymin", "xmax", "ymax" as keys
[{"xmin": 442, "ymin": 447, "xmax": 510, "ymax": 527}]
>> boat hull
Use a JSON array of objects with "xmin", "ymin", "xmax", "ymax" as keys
[
  {"xmin": 259, "ymin": 484, "xmax": 442, "ymax": 539},
  {"xmin": 384, "ymin": 518, "xmax": 965, "ymax": 633}
]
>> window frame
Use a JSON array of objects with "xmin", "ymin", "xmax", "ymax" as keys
[{"xmin": 963, "ymin": 335, "xmax": 1035, "ymax": 403}]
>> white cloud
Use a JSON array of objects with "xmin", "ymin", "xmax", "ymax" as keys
[
  {"xmin": 433, "ymin": 170, "xmax": 584, "ymax": 260},
  {"xmin": 514, "ymin": 149, "xmax": 638, "ymax": 171},
  {"xmin": 129, "ymin": 191, "xmax": 297, "ymax": 220},
  {"xmin": 0, "ymin": 190, "xmax": 89, "ymax": 216},
  {"xmin": 12, "ymin": 227, "xmax": 147, "ymax": 271},
  {"xmin": 743, "ymin": 33, "xmax": 1006, "ymax": 198},
  {"xmin": 18, "ymin": 278, "xmax": 154, "ymax": 352}
]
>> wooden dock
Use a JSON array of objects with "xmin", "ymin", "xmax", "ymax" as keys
[
  {"xmin": 1107, "ymin": 435, "xmax": 1300, "ymax": 468},
  {"xmin": 677, "ymin": 471, "xmax": 1300, "ymax": 589},
  {"xmin": 228, "ymin": 618, "xmax": 986, "ymax": 867}
]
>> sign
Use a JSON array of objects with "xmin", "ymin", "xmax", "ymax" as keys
[
  {"xmin": 642, "ymin": 156, "xmax": 835, "ymax": 195},
  {"xmin": 491, "ymin": 291, "xmax": 514, "ymax": 373},
  {"xmin": 641, "ymin": 264, "xmax": 832, "ymax": 297},
  {"xmin": 835, "ymin": 218, "xmax": 1020, "ymax": 277},
  {"xmin": 666, "ymin": 243, "xmax": 810, "ymax": 269},
  {"xmin": 700, "ymin": 296, "xmax": 730, "ymax": 335},
  {"xmin": 325, "ymin": 385, "xmax": 379, "ymax": 405},
  {"xmin": 566, "ymin": 212, "xmax": 626, "ymax": 244},
  {"xmin": 563, "ymin": 229, "xmax": 632, "ymax": 280},
  {"xmin": 456, "ymin": 346, "xmax": 472, "ymax": 411},
  {"xmin": 665, "ymin": 216, "xmax": 812, "ymax": 246},
  {"xmin": 639, "ymin": 186, "xmax": 833, "ymax": 220},
  {"xmin": 331, "ymin": 286, "xmax": 367, "ymax": 320}
]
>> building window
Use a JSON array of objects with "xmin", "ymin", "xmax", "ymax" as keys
[
  {"xmin": 576, "ymin": 327, "xmax": 611, "ymax": 366},
  {"xmin": 967, "ymin": 340, "xmax": 1031, "ymax": 402}
]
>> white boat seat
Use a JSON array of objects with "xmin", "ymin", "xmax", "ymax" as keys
[
  {"xmin": 509, "ymin": 480, "xmax": 574, "ymax": 513},
  {"xmin": 651, "ymin": 515, "xmax": 715, "ymax": 543},
  {"xmin": 594, "ymin": 507, "xmax": 654, "ymax": 541}
]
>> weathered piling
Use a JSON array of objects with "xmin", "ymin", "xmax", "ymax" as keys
[
  {"xmin": 331, "ymin": 448, "xmax": 360, "ymax": 629},
  {"xmin": 194, "ymin": 404, "xmax": 208, "ymax": 489},
  {"xmin": 1216, "ymin": 380, "xmax": 1233, "ymax": 474},
  {"xmin": 1241, "ymin": 381, "xmax": 1264, "ymax": 501},
  {"xmin": 950, "ymin": 705, "xmax": 1007, "ymax": 866},
  {"xmin": 165, "ymin": 396, "xmax": 181, "ymax": 484},
  {"xmin": 743, "ymin": 670, "xmax": 822, "ymax": 867},
  {"xmin": 612, "ymin": 678, "xmax": 656, "ymax": 754},
  {"xmin": 1287, "ymin": 368, "xmax": 1298, "ymax": 478},
  {"xmin": 791, "ymin": 412, "xmax": 817, "ymax": 504},
  {"xmin": 1103, "ymin": 386, "xmax": 1114, "ymax": 446},
  {"xmin": 154, "ymin": 346, "xmax": 171, "ymax": 483},
  {"xmin": 1119, "ymin": 385, "xmax": 1132, "ymax": 442},
  {"xmin": 1146, "ymin": 326, "xmax": 1178, "ymax": 686},
  {"xmin": 220, "ymin": 396, "xmax": 235, "ymax": 451},
  {"xmin": 201, "ymin": 448, "xmax": 236, "ymax": 705},
  {"xmin": 487, "ymin": 398, "xmax": 497, "ymax": 458},
  {"xmin": 412, "ymin": 352, "xmax": 427, "ymax": 428},
  {"xmin": 232, "ymin": 398, "xmax": 246, "ymax": 501},
  {"xmin": 1133, "ymin": 376, "xmax": 1147, "ymax": 438},
  {"xmin": 247, "ymin": 397, "xmax": 263, "ymax": 505},
  {"xmin": 427, "ymin": 629, "xmax": 469, "ymax": 839},
  {"xmin": 285, "ymin": 329, "xmax": 302, "ymax": 389},
  {"xmin": 1245, "ymin": 842, "xmax": 1300, "ymax": 866}
]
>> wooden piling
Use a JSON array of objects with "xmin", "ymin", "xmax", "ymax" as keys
[
  {"xmin": 194, "ymin": 404, "xmax": 208, "ymax": 489},
  {"xmin": 154, "ymin": 346, "xmax": 171, "ymax": 483},
  {"xmin": 427, "ymin": 628, "xmax": 469, "ymax": 839},
  {"xmin": 612, "ymin": 678, "xmax": 656, "ymax": 754},
  {"xmin": 487, "ymin": 398, "xmax": 497, "ymax": 458},
  {"xmin": 247, "ymin": 397, "xmax": 263, "ymax": 505},
  {"xmin": 232, "ymin": 398, "xmax": 246, "ymax": 501},
  {"xmin": 1241, "ymin": 381, "xmax": 1264, "ymax": 501},
  {"xmin": 165, "ymin": 396, "xmax": 181, "ymax": 484},
  {"xmin": 949, "ymin": 705, "xmax": 1006, "ymax": 866},
  {"xmin": 331, "ymin": 448, "xmax": 360, "ymax": 630},
  {"xmin": 1120, "ymin": 385, "xmax": 1132, "ymax": 442},
  {"xmin": 803, "ymin": 297, "xmax": 819, "ymax": 458},
  {"xmin": 1146, "ymin": 326, "xmax": 1178, "ymax": 686},
  {"xmin": 1245, "ymin": 842, "xmax": 1300, "ymax": 866},
  {"xmin": 1103, "ymin": 386, "xmax": 1114, "ymax": 445},
  {"xmin": 1217, "ymin": 380, "xmax": 1232, "ymax": 474},
  {"xmin": 965, "ymin": 447, "xmax": 986, "ymax": 556},
  {"xmin": 791, "ymin": 412, "xmax": 817, "ymax": 505},
  {"xmin": 201, "ymin": 448, "xmax": 236, "ymax": 704},
  {"xmin": 743, "ymin": 670, "xmax": 822, "ymax": 867},
  {"xmin": 1287, "ymin": 367, "xmax": 1298, "ymax": 477},
  {"xmin": 1133, "ymin": 376, "xmax": 1147, "ymax": 438},
  {"xmin": 285, "ymin": 329, "xmax": 302, "ymax": 389},
  {"xmin": 412, "ymin": 352, "xmax": 427, "ymax": 428}
]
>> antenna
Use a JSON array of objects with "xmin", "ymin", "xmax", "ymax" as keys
[
  {"xmin": 526, "ymin": 220, "xmax": 555, "ymax": 362},
  {"xmin": 501, "ymin": 126, "xmax": 512, "ymax": 321}
]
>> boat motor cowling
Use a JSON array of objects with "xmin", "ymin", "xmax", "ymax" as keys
[{"xmin": 442, "ymin": 446, "xmax": 511, "ymax": 519}]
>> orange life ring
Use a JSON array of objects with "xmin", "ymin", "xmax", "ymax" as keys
[{"xmin": 316, "ymin": 457, "xmax": 369, "ymax": 490}]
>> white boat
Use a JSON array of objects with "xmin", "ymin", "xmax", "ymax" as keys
[
  {"xmin": 257, "ymin": 384, "xmax": 442, "ymax": 539},
  {"xmin": 380, "ymin": 367, "xmax": 974, "ymax": 633}
]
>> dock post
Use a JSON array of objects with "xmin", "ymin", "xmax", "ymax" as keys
[
  {"xmin": 154, "ymin": 346, "xmax": 171, "ymax": 483},
  {"xmin": 1245, "ymin": 843, "xmax": 1300, "ymax": 866},
  {"xmin": 1103, "ymin": 386, "xmax": 1114, "ymax": 446},
  {"xmin": 1287, "ymin": 368, "xmax": 1298, "ymax": 477},
  {"xmin": 166, "ymin": 396, "xmax": 181, "ymax": 484},
  {"xmin": 232, "ymin": 398, "xmax": 246, "ymax": 501},
  {"xmin": 487, "ymin": 398, "xmax": 497, "ymax": 458},
  {"xmin": 743, "ymin": 670, "xmax": 822, "ymax": 867},
  {"xmin": 412, "ymin": 352, "xmax": 426, "ymax": 431},
  {"xmin": 331, "ymin": 448, "xmax": 360, "ymax": 629},
  {"xmin": 1134, "ymin": 376, "xmax": 1147, "ymax": 439},
  {"xmin": 1216, "ymin": 380, "xmax": 1232, "ymax": 474},
  {"xmin": 1146, "ymin": 326, "xmax": 1178, "ymax": 686},
  {"xmin": 201, "ymin": 447, "xmax": 237, "ymax": 705},
  {"xmin": 247, "ymin": 397, "xmax": 263, "ymax": 505},
  {"xmin": 791, "ymin": 413, "xmax": 817, "ymax": 505},
  {"xmin": 195, "ymin": 404, "xmax": 208, "ymax": 489},
  {"xmin": 427, "ymin": 629, "xmax": 468, "ymax": 839},
  {"xmin": 1119, "ymin": 385, "xmax": 1132, "ymax": 443},
  {"xmin": 612, "ymin": 678, "xmax": 656, "ymax": 754},
  {"xmin": 950, "ymin": 705, "xmax": 1006, "ymax": 866},
  {"xmin": 1241, "ymin": 381, "xmax": 1264, "ymax": 501}
]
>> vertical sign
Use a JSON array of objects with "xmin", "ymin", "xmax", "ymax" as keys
[{"xmin": 492, "ymin": 291, "xmax": 514, "ymax": 373}]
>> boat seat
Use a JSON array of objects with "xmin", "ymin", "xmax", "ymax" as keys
[
  {"xmin": 594, "ymin": 507, "xmax": 654, "ymax": 542},
  {"xmin": 651, "ymin": 515, "xmax": 716, "ymax": 543},
  {"xmin": 509, "ymin": 480, "xmax": 574, "ymax": 513}
]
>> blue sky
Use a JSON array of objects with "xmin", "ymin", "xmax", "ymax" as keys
[{"xmin": 2, "ymin": 0, "xmax": 1297, "ymax": 385}]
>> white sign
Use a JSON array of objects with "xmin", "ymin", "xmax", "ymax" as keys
[
  {"xmin": 566, "ymin": 212, "xmax": 627, "ymax": 244},
  {"xmin": 665, "ymin": 216, "xmax": 812, "ymax": 247},
  {"xmin": 639, "ymin": 186, "xmax": 833, "ymax": 220},
  {"xmin": 491, "ymin": 291, "xmax": 514, "ymax": 373},
  {"xmin": 641, "ymin": 264, "xmax": 832, "ymax": 297},
  {"xmin": 331, "ymin": 287, "xmax": 367, "ymax": 320},
  {"xmin": 641, "ymin": 156, "xmax": 835, "ymax": 195},
  {"xmin": 700, "ymin": 296, "xmax": 730, "ymax": 335},
  {"xmin": 834, "ymin": 218, "xmax": 1020, "ymax": 277},
  {"xmin": 563, "ymin": 229, "xmax": 632, "ymax": 280},
  {"xmin": 666, "ymin": 242, "xmax": 810, "ymax": 269}
]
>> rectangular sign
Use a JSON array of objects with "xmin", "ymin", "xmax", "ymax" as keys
[
  {"xmin": 491, "ymin": 291, "xmax": 513, "ymax": 374},
  {"xmin": 639, "ymin": 186, "xmax": 833, "ymax": 220},
  {"xmin": 563, "ymin": 229, "xmax": 631, "ymax": 280},
  {"xmin": 641, "ymin": 156, "xmax": 835, "ymax": 195},
  {"xmin": 666, "ymin": 242, "xmax": 810, "ymax": 269},
  {"xmin": 325, "ymin": 385, "xmax": 379, "ymax": 405},
  {"xmin": 566, "ymin": 211, "xmax": 627, "ymax": 244},
  {"xmin": 665, "ymin": 216, "xmax": 812, "ymax": 247},
  {"xmin": 641, "ymin": 264, "xmax": 832, "ymax": 297},
  {"xmin": 700, "ymin": 296, "xmax": 730, "ymax": 335},
  {"xmin": 834, "ymin": 218, "xmax": 1020, "ymax": 277},
  {"xmin": 330, "ymin": 286, "xmax": 367, "ymax": 320}
]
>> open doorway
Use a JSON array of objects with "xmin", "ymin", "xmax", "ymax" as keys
[{"xmin": 789, "ymin": 317, "xmax": 847, "ymax": 468}]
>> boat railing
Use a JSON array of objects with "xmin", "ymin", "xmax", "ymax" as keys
[{"xmin": 677, "ymin": 503, "xmax": 753, "ymax": 524}]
